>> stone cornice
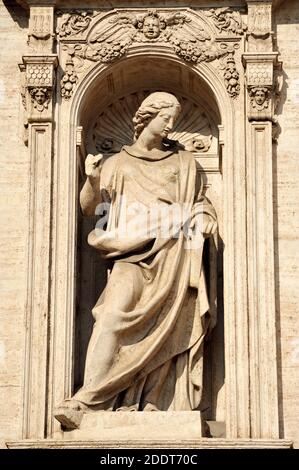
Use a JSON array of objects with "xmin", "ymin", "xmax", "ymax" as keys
[
  {"xmin": 16, "ymin": 1, "xmax": 247, "ymax": 9},
  {"xmin": 6, "ymin": 438, "xmax": 293, "ymax": 449},
  {"xmin": 15, "ymin": 1, "xmax": 288, "ymax": 12}
]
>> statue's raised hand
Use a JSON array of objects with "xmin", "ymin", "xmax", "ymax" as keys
[{"xmin": 85, "ymin": 153, "xmax": 103, "ymax": 182}]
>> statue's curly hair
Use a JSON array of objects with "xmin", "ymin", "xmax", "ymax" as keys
[{"xmin": 133, "ymin": 94, "xmax": 181, "ymax": 140}]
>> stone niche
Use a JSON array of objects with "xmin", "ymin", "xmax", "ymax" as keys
[
  {"xmin": 9, "ymin": 0, "xmax": 292, "ymax": 449},
  {"xmin": 73, "ymin": 56, "xmax": 224, "ymax": 440}
]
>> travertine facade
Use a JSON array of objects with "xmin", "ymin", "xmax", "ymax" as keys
[{"xmin": 0, "ymin": 0, "xmax": 298, "ymax": 449}]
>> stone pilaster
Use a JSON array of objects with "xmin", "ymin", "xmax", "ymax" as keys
[
  {"xmin": 20, "ymin": 1, "xmax": 58, "ymax": 439},
  {"xmin": 242, "ymin": 0, "xmax": 281, "ymax": 439}
]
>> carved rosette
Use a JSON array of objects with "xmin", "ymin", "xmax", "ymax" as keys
[
  {"xmin": 21, "ymin": 56, "xmax": 58, "ymax": 123},
  {"xmin": 56, "ymin": 8, "xmax": 247, "ymax": 100}
]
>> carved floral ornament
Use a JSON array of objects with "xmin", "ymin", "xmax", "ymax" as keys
[{"xmin": 57, "ymin": 8, "xmax": 247, "ymax": 100}]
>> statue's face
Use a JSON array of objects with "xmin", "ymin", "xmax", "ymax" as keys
[
  {"xmin": 255, "ymin": 89, "xmax": 266, "ymax": 105},
  {"xmin": 146, "ymin": 106, "xmax": 179, "ymax": 138},
  {"xmin": 143, "ymin": 16, "xmax": 160, "ymax": 38}
]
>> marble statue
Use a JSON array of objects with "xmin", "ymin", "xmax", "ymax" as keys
[{"xmin": 55, "ymin": 92, "xmax": 217, "ymax": 429}]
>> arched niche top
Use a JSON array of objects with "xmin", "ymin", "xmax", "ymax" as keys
[
  {"xmin": 70, "ymin": 51, "xmax": 235, "ymax": 179},
  {"xmin": 77, "ymin": 56, "xmax": 221, "ymax": 123}
]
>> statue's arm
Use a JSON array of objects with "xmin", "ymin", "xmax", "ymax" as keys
[
  {"xmin": 80, "ymin": 178, "xmax": 102, "ymax": 216},
  {"xmin": 79, "ymin": 154, "xmax": 103, "ymax": 216}
]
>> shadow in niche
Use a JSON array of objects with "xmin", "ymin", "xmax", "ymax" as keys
[
  {"xmin": 3, "ymin": 0, "xmax": 29, "ymax": 28},
  {"xmin": 194, "ymin": 162, "xmax": 225, "ymax": 437},
  {"xmin": 74, "ymin": 212, "xmax": 113, "ymax": 392},
  {"xmin": 201, "ymin": 233, "xmax": 225, "ymax": 437}
]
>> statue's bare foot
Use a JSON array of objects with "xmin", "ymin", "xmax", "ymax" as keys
[
  {"xmin": 54, "ymin": 400, "xmax": 86, "ymax": 430},
  {"xmin": 116, "ymin": 405, "xmax": 138, "ymax": 412},
  {"xmin": 143, "ymin": 402, "xmax": 158, "ymax": 411}
]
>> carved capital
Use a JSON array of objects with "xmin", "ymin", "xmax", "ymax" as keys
[
  {"xmin": 243, "ymin": 52, "xmax": 282, "ymax": 123},
  {"xmin": 20, "ymin": 55, "xmax": 58, "ymax": 123}
]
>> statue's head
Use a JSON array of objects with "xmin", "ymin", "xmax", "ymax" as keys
[{"xmin": 133, "ymin": 92, "xmax": 181, "ymax": 140}]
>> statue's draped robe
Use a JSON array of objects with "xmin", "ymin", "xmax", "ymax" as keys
[{"xmin": 74, "ymin": 146, "xmax": 216, "ymax": 411}]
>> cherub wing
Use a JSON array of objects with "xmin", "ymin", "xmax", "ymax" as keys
[{"xmin": 89, "ymin": 12, "xmax": 138, "ymax": 44}]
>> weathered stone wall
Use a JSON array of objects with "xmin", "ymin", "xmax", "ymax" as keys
[
  {"xmin": 0, "ymin": 0, "xmax": 298, "ymax": 449},
  {"xmin": 0, "ymin": 0, "xmax": 29, "ymax": 448},
  {"xmin": 274, "ymin": 0, "xmax": 299, "ymax": 449}
]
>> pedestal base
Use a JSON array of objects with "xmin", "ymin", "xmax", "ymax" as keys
[
  {"xmin": 63, "ymin": 411, "xmax": 202, "ymax": 440},
  {"xmin": 6, "ymin": 411, "xmax": 293, "ymax": 449}
]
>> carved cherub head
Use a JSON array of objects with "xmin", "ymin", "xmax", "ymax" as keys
[
  {"xmin": 30, "ymin": 87, "xmax": 49, "ymax": 111},
  {"xmin": 34, "ymin": 88, "xmax": 47, "ymax": 105},
  {"xmin": 249, "ymin": 87, "xmax": 269, "ymax": 110},
  {"xmin": 133, "ymin": 92, "xmax": 181, "ymax": 140},
  {"xmin": 136, "ymin": 10, "xmax": 166, "ymax": 39},
  {"xmin": 143, "ymin": 13, "xmax": 160, "ymax": 38},
  {"xmin": 254, "ymin": 88, "xmax": 267, "ymax": 105}
]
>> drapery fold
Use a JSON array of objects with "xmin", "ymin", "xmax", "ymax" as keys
[{"xmin": 73, "ymin": 147, "xmax": 216, "ymax": 410}]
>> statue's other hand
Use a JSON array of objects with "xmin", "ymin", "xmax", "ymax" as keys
[
  {"xmin": 189, "ymin": 213, "xmax": 217, "ymax": 238},
  {"xmin": 206, "ymin": 312, "xmax": 217, "ymax": 339},
  {"xmin": 202, "ymin": 216, "xmax": 217, "ymax": 238},
  {"xmin": 85, "ymin": 153, "xmax": 103, "ymax": 181}
]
